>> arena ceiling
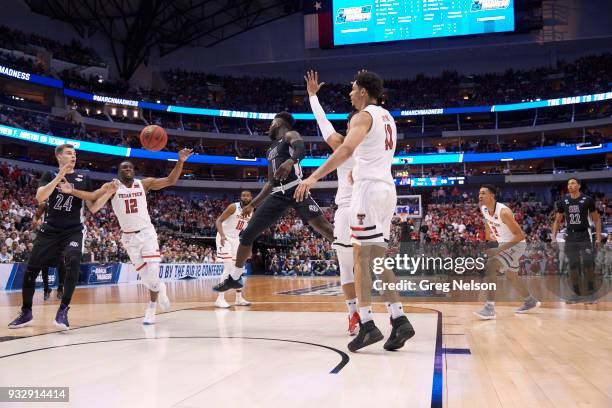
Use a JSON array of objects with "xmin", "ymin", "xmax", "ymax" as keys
[{"xmin": 25, "ymin": 0, "xmax": 301, "ymax": 78}]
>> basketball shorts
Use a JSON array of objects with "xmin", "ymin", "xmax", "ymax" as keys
[
  {"xmin": 494, "ymin": 241, "xmax": 526, "ymax": 273},
  {"xmin": 216, "ymin": 233, "xmax": 239, "ymax": 262},
  {"xmin": 333, "ymin": 205, "xmax": 352, "ymax": 249},
  {"xmin": 120, "ymin": 226, "xmax": 161, "ymax": 269},
  {"xmin": 350, "ymin": 180, "xmax": 396, "ymax": 246},
  {"xmin": 27, "ymin": 228, "xmax": 84, "ymax": 268},
  {"xmin": 239, "ymin": 189, "xmax": 322, "ymax": 246}
]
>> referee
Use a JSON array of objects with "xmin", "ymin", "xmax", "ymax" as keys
[
  {"xmin": 552, "ymin": 178, "xmax": 602, "ymax": 303},
  {"xmin": 8, "ymin": 144, "xmax": 110, "ymax": 330}
]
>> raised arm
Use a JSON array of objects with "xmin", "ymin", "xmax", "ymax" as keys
[
  {"xmin": 141, "ymin": 148, "xmax": 193, "ymax": 192},
  {"xmin": 305, "ymin": 70, "xmax": 345, "ymax": 151}
]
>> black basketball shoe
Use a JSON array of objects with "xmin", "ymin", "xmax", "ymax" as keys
[
  {"xmin": 213, "ymin": 275, "xmax": 243, "ymax": 292},
  {"xmin": 383, "ymin": 315, "xmax": 415, "ymax": 351},
  {"xmin": 348, "ymin": 320, "xmax": 384, "ymax": 352}
]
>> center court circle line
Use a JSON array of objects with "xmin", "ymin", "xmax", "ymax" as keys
[{"xmin": 0, "ymin": 336, "xmax": 350, "ymax": 374}]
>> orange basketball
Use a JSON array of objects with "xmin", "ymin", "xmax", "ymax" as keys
[{"xmin": 139, "ymin": 125, "xmax": 167, "ymax": 151}]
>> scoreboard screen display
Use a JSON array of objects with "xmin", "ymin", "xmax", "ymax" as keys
[
  {"xmin": 333, "ymin": 0, "xmax": 515, "ymax": 46},
  {"xmin": 395, "ymin": 175, "xmax": 466, "ymax": 187}
]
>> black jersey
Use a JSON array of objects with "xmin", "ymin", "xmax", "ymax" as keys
[
  {"xmin": 556, "ymin": 194, "xmax": 595, "ymax": 234},
  {"xmin": 39, "ymin": 171, "xmax": 93, "ymax": 233},
  {"xmin": 266, "ymin": 135, "xmax": 303, "ymax": 189}
]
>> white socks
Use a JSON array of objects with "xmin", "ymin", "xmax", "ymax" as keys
[
  {"xmin": 346, "ymin": 298, "xmax": 358, "ymax": 315},
  {"xmin": 389, "ymin": 302, "xmax": 404, "ymax": 319},
  {"xmin": 359, "ymin": 306, "xmax": 373, "ymax": 323},
  {"xmin": 230, "ymin": 266, "xmax": 245, "ymax": 280},
  {"xmin": 148, "ymin": 301, "xmax": 156, "ymax": 309}
]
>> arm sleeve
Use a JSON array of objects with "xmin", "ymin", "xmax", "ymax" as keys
[
  {"xmin": 309, "ymin": 96, "xmax": 336, "ymax": 141},
  {"xmin": 38, "ymin": 172, "xmax": 53, "ymax": 187}
]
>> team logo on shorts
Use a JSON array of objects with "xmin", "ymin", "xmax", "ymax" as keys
[
  {"xmin": 357, "ymin": 213, "xmax": 366, "ymax": 225},
  {"xmin": 69, "ymin": 241, "xmax": 79, "ymax": 247},
  {"xmin": 309, "ymin": 205, "xmax": 319, "ymax": 212}
]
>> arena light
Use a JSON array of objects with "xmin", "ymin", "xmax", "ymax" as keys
[{"xmin": 500, "ymin": 158, "xmax": 514, "ymax": 161}]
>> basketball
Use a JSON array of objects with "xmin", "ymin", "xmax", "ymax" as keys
[{"xmin": 139, "ymin": 125, "xmax": 167, "ymax": 151}]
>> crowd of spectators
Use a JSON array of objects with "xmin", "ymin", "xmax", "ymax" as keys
[
  {"xmin": 1, "ymin": 162, "xmax": 609, "ymax": 277},
  {"xmin": 0, "ymin": 163, "xmax": 342, "ymax": 274},
  {"xmin": 1, "ymin": 27, "xmax": 610, "ymax": 115},
  {"xmin": 0, "ymin": 26, "xmax": 103, "ymax": 68}
]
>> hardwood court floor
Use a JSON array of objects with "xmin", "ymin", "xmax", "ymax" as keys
[{"xmin": 1, "ymin": 276, "xmax": 611, "ymax": 408}]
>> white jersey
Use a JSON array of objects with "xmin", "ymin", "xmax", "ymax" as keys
[
  {"xmin": 481, "ymin": 202, "xmax": 523, "ymax": 243},
  {"xmin": 110, "ymin": 179, "xmax": 153, "ymax": 232},
  {"xmin": 335, "ymin": 157, "xmax": 354, "ymax": 208},
  {"xmin": 352, "ymin": 105, "xmax": 396, "ymax": 186},
  {"xmin": 220, "ymin": 202, "xmax": 252, "ymax": 239}
]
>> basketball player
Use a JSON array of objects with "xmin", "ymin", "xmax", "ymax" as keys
[
  {"xmin": 295, "ymin": 71, "xmax": 415, "ymax": 352},
  {"xmin": 213, "ymin": 112, "xmax": 334, "ymax": 292},
  {"xmin": 88, "ymin": 148, "xmax": 193, "ymax": 324},
  {"xmin": 305, "ymin": 70, "xmax": 360, "ymax": 335},
  {"xmin": 34, "ymin": 202, "xmax": 67, "ymax": 301},
  {"xmin": 8, "ymin": 144, "xmax": 113, "ymax": 330},
  {"xmin": 214, "ymin": 190, "xmax": 253, "ymax": 308},
  {"xmin": 473, "ymin": 185, "xmax": 540, "ymax": 320},
  {"xmin": 551, "ymin": 178, "xmax": 601, "ymax": 303}
]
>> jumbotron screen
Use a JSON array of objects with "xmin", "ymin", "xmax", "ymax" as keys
[{"xmin": 333, "ymin": 0, "xmax": 515, "ymax": 46}]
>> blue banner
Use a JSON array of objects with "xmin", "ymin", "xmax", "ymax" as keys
[
  {"xmin": 5, "ymin": 263, "xmax": 120, "ymax": 290},
  {"xmin": 0, "ymin": 124, "xmax": 129, "ymax": 157},
  {"xmin": 82, "ymin": 263, "xmax": 121, "ymax": 285},
  {"xmin": 0, "ymin": 64, "xmax": 63, "ymax": 88},
  {"xmin": 158, "ymin": 263, "xmax": 224, "ymax": 280},
  {"xmin": 2, "ymin": 64, "xmax": 611, "ymax": 119},
  {"xmin": 1, "ymin": 123, "xmax": 610, "ymax": 166}
]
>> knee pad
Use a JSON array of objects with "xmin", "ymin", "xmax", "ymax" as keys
[
  {"xmin": 141, "ymin": 262, "xmax": 161, "ymax": 292},
  {"xmin": 336, "ymin": 247, "xmax": 354, "ymax": 286}
]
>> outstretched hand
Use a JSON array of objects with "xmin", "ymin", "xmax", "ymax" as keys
[
  {"xmin": 178, "ymin": 148, "xmax": 193, "ymax": 163},
  {"xmin": 304, "ymin": 70, "xmax": 325, "ymax": 97}
]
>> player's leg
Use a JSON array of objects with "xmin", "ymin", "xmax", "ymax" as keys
[
  {"xmin": 56, "ymin": 256, "xmax": 66, "ymax": 300},
  {"xmin": 8, "ymin": 232, "xmax": 57, "ymax": 328},
  {"xmin": 215, "ymin": 233, "xmax": 233, "ymax": 308},
  {"xmin": 348, "ymin": 182, "xmax": 414, "ymax": 352},
  {"xmin": 504, "ymin": 243, "xmax": 541, "ymax": 313},
  {"xmin": 580, "ymin": 240, "xmax": 597, "ymax": 303},
  {"xmin": 333, "ymin": 205, "xmax": 359, "ymax": 335},
  {"xmin": 564, "ymin": 240, "xmax": 583, "ymax": 303},
  {"xmin": 233, "ymin": 236, "xmax": 251, "ymax": 306},
  {"xmin": 215, "ymin": 195, "xmax": 288, "ymax": 292},
  {"xmin": 140, "ymin": 228, "xmax": 167, "ymax": 323},
  {"xmin": 474, "ymin": 255, "xmax": 502, "ymax": 320},
  {"xmin": 41, "ymin": 266, "xmax": 51, "ymax": 300},
  {"xmin": 54, "ymin": 229, "xmax": 85, "ymax": 330}
]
